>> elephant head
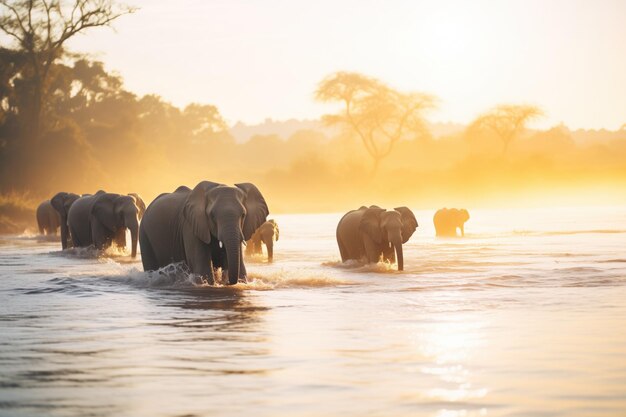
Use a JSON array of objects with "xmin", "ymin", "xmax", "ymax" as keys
[
  {"xmin": 50, "ymin": 192, "xmax": 80, "ymax": 249},
  {"xmin": 359, "ymin": 206, "xmax": 417, "ymax": 271},
  {"xmin": 258, "ymin": 219, "xmax": 279, "ymax": 262},
  {"xmin": 394, "ymin": 206, "xmax": 419, "ymax": 243},
  {"xmin": 455, "ymin": 208, "xmax": 470, "ymax": 236},
  {"xmin": 183, "ymin": 181, "xmax": 268, "ymax": 284},
  {"xmin": 91, "ymin": 193, "xmax": 139, "ymax": 257},
  {"xmin": 127, "ymin": 193, "xmax": 146, "ymax": 220}
]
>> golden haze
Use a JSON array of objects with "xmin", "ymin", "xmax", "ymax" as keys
[{"xmin": 0, "ymin": 1, "xmax": 625, "ymax": 216}]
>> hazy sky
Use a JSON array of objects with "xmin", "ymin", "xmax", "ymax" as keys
[{"xmin": 68, "ymin": 0, "xmax": 626, "ymax": 129}]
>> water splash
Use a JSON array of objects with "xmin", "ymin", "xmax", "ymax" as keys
[
  {"xmin": 51, "ymin": 244, "xmax": 135, "ymax": 261},
  {"xmin": 101, "ymin": 262, "xmax": 350, "ymax": 291},
  {"xmin": 104, "ymin": 262, "xmax": 209, "ymax": 288},
  {"xmin": 244, "ymin": 253, "xmax": 270, "ymax": 264},
  {"xmin": 323, "ymin": 259, "xmax": 399, "ymax": 273},
  {"xmin": 243, "ymin": 270, "xmax": 352, "ymax": 290}
]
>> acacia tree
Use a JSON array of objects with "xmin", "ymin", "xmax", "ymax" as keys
[
  {"xmin": 316, "ymin": 71, "xmax": 435, "ymax": 174},
  {"xmin": 468, "ymin": 104, "xmax": 543, "ymax": 154},
  {"xmin": 0, "ymin": 0, "xmax": 134, "ymax": 141}
]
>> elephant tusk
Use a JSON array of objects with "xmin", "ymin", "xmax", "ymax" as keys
[{"xmin": 219, "ymin": 241, "xmax": 223, "ymax": 249}]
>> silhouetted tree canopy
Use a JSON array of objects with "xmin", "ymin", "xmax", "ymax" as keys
[
  {"xmin": 468, "ymin": 104, "xmax": 543, "ymax": 154},
  {"xmin": 1, "ymin": 20, "xmax": 625, "ymax": 215},
  {"xmin": 0, "ymin": 0, "xmax": 134, "ymax": 140},
  {"xmin": 316, "ymin": 71, "xmax": 435, "ymax": 174}
]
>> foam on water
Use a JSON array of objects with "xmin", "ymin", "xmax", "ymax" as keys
[
  {"xmin": 95, "ymin": 261, "xmax": 350, "ymax": 291},
  {"xmin": 323, "ymin": 259, "xmax": 400, "ymax": 273},
  {"xmin": 49, "ymin": 243, "xmax": 136, "ymax": 262},
  {"xmin": 244, "ymin": 270, "xmax": 352, "ymax": 290}
]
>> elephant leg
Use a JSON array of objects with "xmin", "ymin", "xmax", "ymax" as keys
[
  {"xmin": 69, "ymin": 223, "xmax": 81, "ymax": 248},
  {"xmin": 250, "ymin": 240, "xmax": 259, "ymax": 254},
  {"xmin": 337, "ymin": 237, "xmax": 349, "ymax": 262},
  {"xmin": 183, "ymin": 232, "xmax": 214, "ymax": 284},
  {"xmin": 363, "ymin": 237, "xmax": 382, "ymax": 264},
  {"xmin": 91, "ymin": 221, "xmax": 111, "ymax": 250},
  {"xmin": 139, "ymin": 228, "xmax": 159, "ymax": 271},
  {"xmin": 114, "ymin": 228, "xmax": 127, "ymax": 249},
  {"xmin": 210, "ymin": 239, "xmax": 226, "ymax": 269},
  {"xmin": 382, "ymin": 243, "xmax": 395, "ymax": 263}
]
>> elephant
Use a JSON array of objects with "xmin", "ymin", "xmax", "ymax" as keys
[
  {"xmin": 336, "ymin": 205, "xmax": 418, "ymax": 271},
  {"xmin": 433, "ymin": 208, "xmax": 470, "ymax": 237},
  {"xmin": 50, "ymin": 192, "xmax": 80, "ymax": 249},
  {"xmin": 67, "ymin": 192, "xmax": 140, "ymax": 257},
  {"xmin": 139, "ymin": 181, "xmax": 269, "ymax": 285},
  {"xmin": 36, "ymin": 200, "xmax": 60, "ymax": 235},
  {"xmin": 127, "ymin": 193, "xmax": 146, "ymax": 219},
  {"xmin": 245, "ymin": 219, "xmax": 279, "ymax": 262}
]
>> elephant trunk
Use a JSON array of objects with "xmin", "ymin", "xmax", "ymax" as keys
[
  {"xmin": 222, "ymin": 226, "xmax": 242, "ymax": 285},
  {"xmin": 391, "ymin": 236, "xmax": 404, "ymax": 271},
  {"xmin": 60, "ymin": 217, "xmax": 69, "ymax": 250},
  {"xmin": 130, "ymin": 224, "xmax": 138, "ymax": 258},
  {"xmin": 125, "ymin": 213, "xmax": 139, "ymax": 258}
]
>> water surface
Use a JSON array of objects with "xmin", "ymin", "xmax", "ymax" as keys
[{"xmin": 1, "ymin": 207, "xmax": 626, "ymax": 417}]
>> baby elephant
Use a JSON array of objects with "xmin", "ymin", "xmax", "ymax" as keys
[
  {"xmin": 246, "ymin": 219, "xmax": 279, "ymax": 262},
  {"xmin": 433, "ymin": 208, "xmax": 470, "ymax": 237}
]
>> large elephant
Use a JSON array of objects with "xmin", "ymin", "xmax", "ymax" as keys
[
  {"xmin": 139, "ymin": 181, "xmax": 269, "ymax": 285},
  {"xmin": 245, "ymin": 219, "xmax": 279, "ymax": 262},
  {"xmin": 67, "ymin": 192, "xmax": 140, "ymax": 257},
  {"xmin": 336, "ymin": 205, "xmax": 418, "ymax": 271},
  {"xmin": 36, "ymin": 200, "xmax": 60, "ymax": 235},
  {"xmin": 50, "ymin": 192, "xmax": 80, "ymax": 249},
  {"xmin": 433, "ymin": 208, "xmax": 470, "ymax": 237}
]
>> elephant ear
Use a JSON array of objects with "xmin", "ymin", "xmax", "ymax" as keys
[
  {"xmin": 394, "ymin": 206, "xmax": 418, "ymax": 244},
  {"xmin": 236, "ymin": 183, "xmax": 269, "ymax": 241},
  {"xmin": 91, "ymin": 193, "xmax": 120, "ymax": 232},
  {"xmin": 127, "ymin": 193, "xmax": 146, "ymax": 219},
  {"xmin": 183, "ymin": 181, "xmax": 221, "ymax": 244},
  {"xmin": 50, "ymin": 192, "xmax": 67, "ymax": 215},
  {"xmin": 359, "ymin": 207, "xmax": 385, "ymax": 244},
  {"xmin": 51, "ymin": 192, "xmax": 78, "ymax": 216}
]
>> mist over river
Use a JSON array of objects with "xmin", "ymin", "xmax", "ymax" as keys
[{"xmin": 1, "ymin": 207, "xmax": 626, "ymax": 417}]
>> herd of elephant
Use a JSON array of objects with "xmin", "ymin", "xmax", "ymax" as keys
[{"xmin": 36, "ymin": 181, "xmax": 470, "ymax": 285}]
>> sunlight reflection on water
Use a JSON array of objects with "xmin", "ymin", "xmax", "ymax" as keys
[{"xmin": 1, "ymin": 206, "xmax": 626, "ymax": 416}]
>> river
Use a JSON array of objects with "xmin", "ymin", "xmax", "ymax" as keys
[{"xmin": 1, "ymin": 206, "xmax": 625, "ymax": 417}]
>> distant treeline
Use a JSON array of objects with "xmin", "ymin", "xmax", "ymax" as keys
[{"xmin": 1, "ymin": 53, "xmax": 625, "ymax": 213}]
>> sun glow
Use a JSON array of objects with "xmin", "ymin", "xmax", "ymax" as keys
[{"xmin": 65, "ymin": 0, "xmax": 626, "ymax": 130}]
